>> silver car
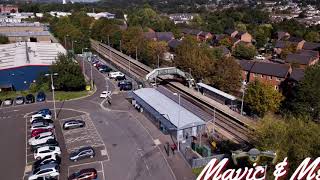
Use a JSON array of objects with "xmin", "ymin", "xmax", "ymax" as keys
[
  {"xmin": 63, "ymin": 120, "xmax": 85, "ymax": 130},
  {"xmin": 31, "ymin": 122, "xmax": 54, "ymax": 131}
]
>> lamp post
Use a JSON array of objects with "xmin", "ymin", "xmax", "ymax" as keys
[
  {"xmin": 45, "ymin": 73, "xmax": 58, "ymax": 120},
  {"xmin": 119, "ymin": 40, "xmax": 122, "ymax": 52},
  {"xmin": 82, "ymin": 47, "xmax": 88, "ymax": 76},
  {"xmin": 240, "ymin": 81, "xmax": 247, "ymax": 115},
  {"xmin": 173, "ymin": 92, "xmax": 181, "ymax": 152}
]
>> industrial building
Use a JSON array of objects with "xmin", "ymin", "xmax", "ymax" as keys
[
  {"xmin": 0, "ymin": 42, "xmax": 66, "ymax": 90},
  {"xmin": 131, "ymin": 88, "xmax": 206, "ymax": 143}
]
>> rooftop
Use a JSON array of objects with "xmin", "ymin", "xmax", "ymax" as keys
[
  {"xmin": 0, "ymin": 31, "xmax": 50, "ymax": 37},
  {"xmin": 290, "ymin": 68, "xmax": 305, "ymax": 81},
  {"xmin": 238, "ymin": 60, "xmax": 255, "ymax": 71},
  {"xmin": 0, "ymin": 42, "xmax": 66, "ymax": 71},
  {"xmin": 250, "ymin": 61, "xmax": 290, "ymax": 78},
  {"xmin": 168, "ymin": 39, "xmax": 182, "ymax": 49},
  {"xmin": 197, "ymin": 83, "xmax": 237, "ymax": 101},
  {"xmin": 133, "ymin": 88, "xmax": 205, "ymax": 130},
  {"xmin": 285, "ymin": 53, "xmax": 314, "ymax": 65}
]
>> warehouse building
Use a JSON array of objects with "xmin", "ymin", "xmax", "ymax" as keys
[
  {"xmin": 131, "ymin": 88, "xmax": 206, "ymax": 143},
  {"xmin": 0, "ymin": 42, "xmax": 66, "ymax": 91}
]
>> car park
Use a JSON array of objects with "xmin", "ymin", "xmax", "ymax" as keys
[
  {"xmin": 36, "ymin": 92, "xmax": 46, "ymax": 102},
  {"xmin": 28, "ymin": 132, "xmax": 55, "ymax": 146},
  {"xmin": 30, "ymin": 122, "xmax": 54, "ymax": 131},
  {"xmin": 3, "ymin": 98, "xmax": 13, "ymax": 106},
  {"xmin": 69, "ymin": 146, "xmax": 95, "ymax": 162},
  {"xmin": 33, "ymin": 155, "xmax": 61, "ymax": 170},
  {"xmin": 100, "ymin": 91, "xmax": 111, "ymax": 98},
  {"xmin": 63, "ymin": 120, "xmax": 85, "ymax": 130},
  {"xmin": 15, "ymin": 96, "xmax": 25, "ymax": 105},
  {"xmin": 34, "ymin": 146, "xmax": 61, "ymax": 160},
  {"xmin": 31, "ymin": 139, "xmax": 59, "ymax": 152},
  {"xmin": 28, "ymin": 163, "xmax": 60, "ymax": 180},
  {"xmin": 68, "ymin": 168, "xmax": 97, "ymax": 180},
  {"xmin": 31, "ymin": 129, "xmax": 53, "ymax": 138},
  {"xmin": 109, "ymin": 71, "xmax": 125, "ymax": 79},
  {"xmin": 26, "ymin": 94, "xmax": 35, "ymax": 104}
]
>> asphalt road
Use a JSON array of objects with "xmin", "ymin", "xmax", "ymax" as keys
[{"xmin": 0, "ymin": 57, "xmax": 177, "ymax": 180}]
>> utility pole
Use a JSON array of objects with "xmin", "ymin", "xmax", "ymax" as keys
[
  {"xmin": 157, "ymin": 54, "xmax": 160, "ymax": 69},
  {"xmin": 119, "ymin": 40, "xmax": 122, "ymax": 52},
  {"xmin": 240, "ymin": 81, "xmax": 247, "ymax": 115},
  {"xmin": 90, "ymin": 54, "xmax": 93, "ymax": 89},
  {"xmin": 45, "ymin": 73, "xmax": 58, "ymax": 120}
]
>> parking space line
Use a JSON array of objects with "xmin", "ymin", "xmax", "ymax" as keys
[
  {"xmin": 68, "ymin": 161, "xmax": 102, "ymax": 168},
  {"xmin": 101, "ymin": 161, "xmax": 105, "ymax": 180},
  {"xmin": 25, "ymin": 117, "xmax": 28, "ymax": 165}
]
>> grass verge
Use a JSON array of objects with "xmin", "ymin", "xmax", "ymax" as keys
[
  {"xmin": 192, "ymin": 166, "xmax": 205, "ymax": 176},
  {"xmin": 55, "ymin": 91, "xmax": 89, "ymax": 101}
]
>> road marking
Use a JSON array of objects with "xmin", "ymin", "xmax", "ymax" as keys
[
  {"xmin": 101, "ymin": 161, "xmax": 106, "ymax": 180},
  {"xmin": 68, "ymin": 161, "xmax": 101, "ymax": 168}
]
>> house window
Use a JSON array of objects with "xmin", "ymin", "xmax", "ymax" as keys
[
  {"xmin": 269, "ymin": 76, "xmax": 273, "ymax": 80},
  {"xmin": 253, "ymin": 73, "xmax": 257, "ymax": 78},
  {"xmin": 275, "ymin": 86, "xmax": 278, "ymax": 90},
  {"xmin": 276, "ymin": 77, "xmax": 281, "ymax": 81}
]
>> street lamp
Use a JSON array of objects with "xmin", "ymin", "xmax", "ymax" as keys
[
  {"xmin": 173, "ymin": 92, "xmax": 181, "ymax": 152},
  {"xmin": 45, "ymin": 73, "xmax": 58, "ymax": 120},
  {"xmin": 240, "ymin": 81, "xmax": 247, "ymax": 115}
]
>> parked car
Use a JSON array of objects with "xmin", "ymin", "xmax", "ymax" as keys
[
  {"xmin": 3, "ymin": 98, "xmax": 13, "ymax": 106},
  {"xmin": 100, "ymin": 91, "xmax": 111, "ymax": 98},
  {"xmin": 26, "ymin": 94, "xmax": 35, "ymax": 104},
  {"xmin": 28, "ymin": 132, "xmax": 55, "ymax": 146},
  {"xmin": 98, "ymin": 65, "xmax": 112, "ymax": 73},
  {"xmin": 31, "ymin": 129, "xmax": 53, "ymax": 138},
  {"xmin": 31, "ymin": 118, "xmax": 53, "ymax": 125},
  {"xmin": 254, "ymin": 55, "xmax": 265, "ymax": 60},
  {"xmin": 35, "ymin": 108, "xmax": 52, "ymax": 115},
  {"xmin": 68, "ymin": 168, "xmax": 97, "ymax": 180},
  {"xmin": 34, "ymin": 146, "xmax": 61, "ymax": 160},
  {"xmin": 115, "ymin": 75, "xmax": 126, "ymax": 81},
  {"xmin": 63, "ymin": 120, "xmax": 85, "ymax": 130},
  {"xmin": 30, "ymin": 122, "xmax": 54, "ymax": 131},
  {"xmin": 0, "ymin": 99, "xmax": 2, "ymax": 106},
  {"xmin": 33, "ymin": 155, "xmax": 61, "ymax": 170},
  {"xmin": 118, "ymin": 80, "xmax": 133, "ymax": 91},
  {"xmin": 30, "ymin": 114, "xmax": 52, "ymax": 122},
  {"xmin": 28, "ymin": 163, "xmax": 60, "ymax": 180},
  {"xmin": 36, "ymin": 92, "xmax": 46, "ymax": 102},
  {"xmin": 15, "ymin": 96, "xmax": 25, "ymax": 105},
  {"xmin": 31, "ymin": 139, "xmax": 59, "ymax": 152},
  {"xmin": 69, "ymin": 146, "xmax": 95, "ymax": 162},
  {"xmin": 109, "ymin": 71, "xmax": 125, "ymax": 79}
]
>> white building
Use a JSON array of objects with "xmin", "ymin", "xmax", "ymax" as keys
[
  {"xmin": 86, "ymin": 12, "xmax": 115, "ymax": 20},
  {"xmin": 49, "ymin": 11, "xmax": 71, "ymax": 18}
]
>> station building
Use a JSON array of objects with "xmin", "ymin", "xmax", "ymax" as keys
[
  {"xmin": 0, "ymin": 42, "xmax": 66, "ymax": 91},
  {"xmin": 131, "ymin": 88, "xmax": 206, "ymax": 143}
]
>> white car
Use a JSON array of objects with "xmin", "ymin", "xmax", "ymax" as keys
[
  {"xmin": 28, "ymin": 132, "xmax": 55, "ymax": 146},
  {"xmin": 109, "ymin": 71, "xmax": 125, "ymax": 79},
  {"xmin": 100, "ymin": 91, "xmax": 111, "ymax": 98},
  {"xmin": 28, "ymin": 163, "xmax": 60, "ymax": 180},
  {"xmin": 30, "ymin": 122, "xmax": 54, "ymax": 131},
  {"xmin": 34, "ymin": 146, "xmax": 61, "ymax": 160},
  {"xmin": 255, "ymin": 55, "xmax": 265, "ymax": 60},
  {"xmin": 31, "ymin": 113, "xmax": 52, "ymax": 122}
]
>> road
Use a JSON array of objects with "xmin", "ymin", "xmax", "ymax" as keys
[{"xmin": 0, "ymin": 58, "xmax": 180, "ymax": 180}]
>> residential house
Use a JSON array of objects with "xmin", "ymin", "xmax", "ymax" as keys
[
  {"xmin": 198, "ymin": 31, "xmax": 213, "ymax": 42},
  {"xmin": 302, "ymin": 42, "xmax": 320, "ymax": 51},
  {"xmin": 285, "ymin": 50, "xmax": 319, "ymax": 68},
  {"xmin": 239, "ymin": 60, "xmax": 291, "ymax": 90},
  {"xmin": 143, "ymin": 32, "xmax": 175, "ymax": 42},
  {"xmin": 168, "ymin": 39, "xmax": 182, "ymax": 51},
  {"xmin": 168, "ymin": 13, "xmax": 194, "ymax": 24},
  {"xmin": 216, "ymin": 46, "xmax": 231, "ymax": 57},
  {"xmin": 182, "ymin": 28, "xmax": 212, "ymax": 41},
  {"xmin": 224, "ymin": 29, "xmax": 238, "ymax": 38},
  {"xmin": 277, "ymin": 31, "xmax": 290, "ymax": 40}
]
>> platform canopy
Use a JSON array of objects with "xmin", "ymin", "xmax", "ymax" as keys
[{"xmin": 133, "ymin": 88, "xmax": 205, "ymax": 130}]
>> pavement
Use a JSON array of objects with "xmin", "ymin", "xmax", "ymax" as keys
[{"xmin": 0, "ymin": 55, "xmax": 195, "ymax": 180}]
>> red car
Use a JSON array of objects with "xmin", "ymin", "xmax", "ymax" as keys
[
  {"xmin": 31, "ymin": 128, "xmax": 53, "ymax": 137},
  {"xmin": 68, "ymin": 168, "xmax": 97, "ymax": 180}
]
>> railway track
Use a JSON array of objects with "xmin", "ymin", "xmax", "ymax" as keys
[{"xmin": 91, "ymin": 39, "xmax": 251, "ymax": 143}]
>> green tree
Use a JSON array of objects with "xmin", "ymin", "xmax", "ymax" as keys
[
  {"xmin": 0, "ymin": 35, "xmax": 9, "ymax": 44},
  {"xmin": 205, "ymin": 57, "xmax": 241, "ymax": 93},
  {"xmin": 252, "ymin": 115, "xmax": 320, "ymax": 175},
  {"xmin": 175, "ymin": 36, "xmax": 214, "ymax": 80},
  {"xmin": 142, "ymin": 40, "xmax": 168, "ymax": 67},
  {"xmin": 233, "ymin": 43, "xmax": 257, "ymax": 59},
  {"xmin": 219, "ymin": 37, "xmax": 233, "ymax": 49},
  {"xmin": 287, "ymin": 64, "xmax": 320, "ymax": 120},
  {"xmin": 245, "ymin": 80, "xmax": 283, "ymax": 117},
  {"xmin": 280, "ymin": 42, "xmax": 297, "ymax": 59},
  {"xmin": 50, "ymin": 54, "xmax": 86, "ymax": 91},
  {"xmin": 304, "ymin": 31, "xmax": 320, "ymax": 42},
  {"xmin": 122, "ymin": 26, "xmax": 144, "ymax": 56}
]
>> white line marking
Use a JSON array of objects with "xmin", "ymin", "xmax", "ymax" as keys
[
  {"xmin": 101, "ymin": 161, "xmax": 106, "ymax": 180},
  {"xmin": 68, "ymin": 161, "xmax": 101, "ymax": 168}
]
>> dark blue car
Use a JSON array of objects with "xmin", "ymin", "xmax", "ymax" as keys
[
  {"xmin": 37, "ymin": 108, "xmax": 52, "ymax": 115},
  {"xmin": 36, "ymin": 92, "xmax": 46, "ymax": 102}
]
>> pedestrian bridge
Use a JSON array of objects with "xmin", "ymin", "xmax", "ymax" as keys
[{"xmin": 145, "ymin": 67, "xmax": 195, "ymax": 87}]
